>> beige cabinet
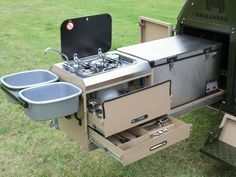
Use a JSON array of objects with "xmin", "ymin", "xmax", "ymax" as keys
[
  {"xmin": 51, "ymin": 64, "xmax": 192, "ymax": 165},
  {"xmin": 87, "ymin": 80, "xmax": 191, "ymax": 165}
]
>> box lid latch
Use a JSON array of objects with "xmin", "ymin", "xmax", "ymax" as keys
[
  {"xmin": 204, "ymin": 47, "xmax": 213, "ymax": 59},
  {"xmin": 167, "ymin": 56, "xmax": 177, "ymax": 71}
]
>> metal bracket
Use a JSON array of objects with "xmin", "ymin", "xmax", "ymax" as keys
[
  {"xmin": 204, "ymin": 101, "xmax": 225, "ymax": 146},
  {"xmin": 64, "ymin": 113, "xmax": 82, "ymax": 126},
  {"xmin": 231, "ymin": 27, "xmax": 235, "ymax": 34},
  {"xmin": 87, "ymin": 121, "xmax": 105, "ymax": 135},
  {"xmin": 0, "ymin": 84, "xmax": 28, "ymax": 108},
  {"xmin": 205, "ymin": 127, "xmax": 223, "ymax": 146},
  {"xmin": 74, "ymin": 113, "xmax": 82, "ymax": 126},
  {"xmin": 50, "ymin": 119, "xmax": 59, "ymax": 129}
]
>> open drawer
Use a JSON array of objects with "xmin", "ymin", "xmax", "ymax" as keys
[
  {"xmin": 88, "ymin": 81, "xmax": 171, "ymax": 137},
  {"xmin": 88, "ymin": 115, "xmax": 191, "ymax": 165}
]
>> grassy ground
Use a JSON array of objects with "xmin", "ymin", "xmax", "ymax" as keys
[{"xmin": 0, "ymin": 0, "xmax": 236, "ymax": 176}]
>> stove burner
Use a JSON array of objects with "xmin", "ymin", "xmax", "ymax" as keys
[
  {"xmin": 83, "ymin": 64, "xmax": 91, "ymax": 69},
  {"xmin": 81, "ymin": 69, "xmax": 94, "ymax": 74},
  {"xmin": 78, "ymin": 65, "xmax": 98, "ymax": 75},
  {"xmin": 107, "ymin": 58, "xmax": 116, "ymax": 63},
  {"xmin": 64, "ymin": 52, "xmax": 136, "ymax": 77}
]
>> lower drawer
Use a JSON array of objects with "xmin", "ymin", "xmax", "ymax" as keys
[{"xmin": 88, "ymin": 115, "xmax": 191, "ymax": 165}]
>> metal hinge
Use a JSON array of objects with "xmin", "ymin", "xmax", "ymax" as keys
[
  {"xmin": 138, "ymin": 21, "xmax": 145, "ymax": 27},
  {"xmin": 205, "ymin": 127, "xmax": 223, "ymax": 146}
]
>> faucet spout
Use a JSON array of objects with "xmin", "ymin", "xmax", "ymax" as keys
[{"xmin": 44, "ymin": 47, "xmax": 69, "ymax": 62}]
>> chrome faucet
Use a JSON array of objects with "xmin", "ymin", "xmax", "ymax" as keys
[
  {"xmin": 44, "ymin": 47, "xmax": 69, "ymax": 62},
  {"xmin": 44, "ymin": 47, "xmax": 76, "ymax": 72}
]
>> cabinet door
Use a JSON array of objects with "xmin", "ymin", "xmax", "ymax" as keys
[{"xmin": 102, "ymin": 81, "xmax": 171, "ymax": 137}]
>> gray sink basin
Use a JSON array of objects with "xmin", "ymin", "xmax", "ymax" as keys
[
  {"xmin": 19, "ymin": 82, "xmax": 82, "ymax": 121},
  {"xmin": 0, "ymin": 70, "xmax": 59, "ymax": 90}
]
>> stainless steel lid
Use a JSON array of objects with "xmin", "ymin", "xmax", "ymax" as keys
[{"xmin": 117, "ymin": 35, "xmax": 222, "ymax": 67}]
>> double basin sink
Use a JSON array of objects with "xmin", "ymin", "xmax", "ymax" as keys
[{"xmin": 0, "ymin": 70, "xmax": 82, "ymax": 121}]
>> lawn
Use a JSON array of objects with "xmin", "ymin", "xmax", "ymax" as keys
[{"xmin": 0, "ymin": 0, "xmax": 236, "ymax": 176}]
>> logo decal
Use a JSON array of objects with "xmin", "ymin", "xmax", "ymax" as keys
[
  {"xmin": 206, "ymin": 0, "xmax": 225, "ymax": 13},
  {"xmin": 66, "ymin": 21, "xmax": 74, "ymax": 31}
]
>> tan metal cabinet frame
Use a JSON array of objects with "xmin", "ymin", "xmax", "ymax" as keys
[{"xmin": 139, "ymin": 16, "xmax": 173, "ymax": 43}]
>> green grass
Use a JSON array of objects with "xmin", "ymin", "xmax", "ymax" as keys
[{"xmin": 0, "ymin": 0, "xmax": 236, "ymax": 176}]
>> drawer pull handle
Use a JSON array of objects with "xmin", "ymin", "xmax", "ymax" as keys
[
  {"xmin": 131, "ymin": 114, "xmax": 148, "ymax": 124},
  {"xmin": 150, "ymin": 141, "xmax": 167, "ymax": 151}
]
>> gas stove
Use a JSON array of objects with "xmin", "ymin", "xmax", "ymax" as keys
[
  {"xmin": 63, "ymin": 50, "xmax": 136, "ymax": 78},
  {"xmin": 51, "ymin": 50, "xmax": 151, "ymax": 92}
]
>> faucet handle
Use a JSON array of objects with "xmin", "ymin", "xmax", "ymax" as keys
[
  {"xmin": 73, "ymin": 53, "xmax": 82, "ymax": 66},
  {"xmin": 98, "ymin": 48, "xmax": 104, "ymax": 57},
  {"xmin": 98, "ymin": 48, "xmax": 102, "ymax": 53},
  {"xmin": 73, "ymin": 53, "xmax": 79, "ymax": 60},
  {"xmin": 98, "ymin": 48, "xmax": 107, "ymax": 61}
]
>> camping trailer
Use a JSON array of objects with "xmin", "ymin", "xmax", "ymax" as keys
[{"xmin": 1, "ymin": 0, "xmax": 236, "ymax": 167}]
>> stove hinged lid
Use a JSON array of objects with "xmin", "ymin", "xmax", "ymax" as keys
[{"xmin": 60, "ymin": 14, "xmax": 112, "ymax": 60}]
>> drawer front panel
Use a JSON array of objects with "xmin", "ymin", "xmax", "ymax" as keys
[
  {"xmin": 89, "ymin": 116, "xmax": 191, "ymax": 165},
  {"xmin": 120, "ymin": 123, "xmax": 190, "ymax": 165},
  {"xmin": 102, "ymin": 81, "xmax": 171, "ymax": 137}
]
